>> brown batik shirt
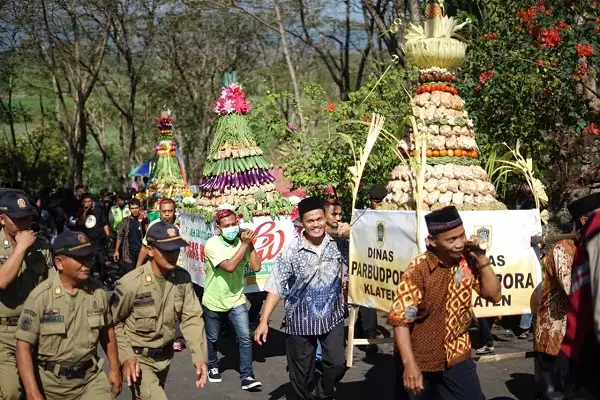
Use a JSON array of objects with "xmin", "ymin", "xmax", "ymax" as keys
[
  {"xmin": 534, "ymin": 239, "xmax": 576, "ymax": 356},
  {"xmin": 387, "ymin": 251, "xmax": 481, "ymax": 372}
]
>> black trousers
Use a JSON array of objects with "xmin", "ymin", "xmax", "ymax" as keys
[
  {"xmin": 394, "ymin": 355, "xmax": 485, "ymax": 400},
  {"xmin": 358, "ymin": 306, "xmax": 378, "ymax": 338},
  {"xmin": 286, "ymin": 322, "xmax": 346, "ymax": 400},
  {"xmin": 535, "ymin": 352, "xmax": 557, "ymax": 398},
  {"xmin": 247, "ymin": 291, "xmax": 267, "ymax": 324}
]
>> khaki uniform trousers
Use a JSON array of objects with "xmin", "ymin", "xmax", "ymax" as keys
[
  {"xmin": 130, "ymin": 355, "xmax": 171, "ymax": 400},
  {"xmin": 38, "ymin": 358, "xmax": 113, "ymax": 400},
  {"xmin": 0, "ymin": 327, "xmax": 23, "ymax": 400}
]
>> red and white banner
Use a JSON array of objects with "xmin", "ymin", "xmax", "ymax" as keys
[{"xmin": 178, "ymin": 212, "xmax": 296, "ymax": 293}]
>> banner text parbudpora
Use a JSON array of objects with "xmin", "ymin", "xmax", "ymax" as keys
[{"xmin": 348, "ymin": 210, "xmax": 543, "ymax": 318}]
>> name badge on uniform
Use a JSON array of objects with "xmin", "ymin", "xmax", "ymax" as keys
[
  {"xmin": 41, "ymin": 309, "xmax": 63, "ymax": 323},
  {"xmin": 134, "ymin": 292, "xmax": 155, "ymax": 307}
]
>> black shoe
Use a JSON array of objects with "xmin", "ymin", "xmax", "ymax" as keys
[
  {"xmin": 241, "ymin": 376, "xmax": 262, "ymax": 390},
  {"xmin": 208, "ymin": 368, "xmax": 222, "ymax": 383}
]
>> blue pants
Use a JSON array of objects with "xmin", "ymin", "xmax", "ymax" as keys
[
  {"xmin": 202, "ymin": 304, "xmax": 254, "ymax": 380},
  {"xmin": 316, "ymin": 343, "xmax": 322, "ymax": 361}
]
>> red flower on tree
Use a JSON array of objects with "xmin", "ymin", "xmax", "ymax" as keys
[
  {"xmin": 540, "ymin": 28, "xmax": 561, "ymax": 47},
  {"xmin": 483, "ymin": 32, "xmax": 498, "ymax": 40},
  {"xmin": 557, "ymin": 20, "xmax": 570, "ymax": 30},
  {"xmin": 326, "ymin": 103, "xmax": 337, "ymax": 113},
  {"xmin": 583, "ymin": 123, "xmax": 600, "ymax": 136},
  {"xmin": 479, "ymin": 69, "xmax": 495, "ymax": 84},
  {"xmin": 576, "ymin": 43, "xmax": 594, "ymax": 57}
]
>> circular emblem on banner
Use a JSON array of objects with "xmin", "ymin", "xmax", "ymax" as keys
[
  {"xmin": 77, "ymin": 234, "xmax": 87, "ymax": 243},
  {"xmin": 376, "ymin": 221, "xmax": 385, "ymax": 248},
  {"xmin": 85, "ymin": 215, "xmax": 97, "ymax": 229},
  {"xmin": 17, "ymin": 198, "xmax": 26, "ymax": 209}
]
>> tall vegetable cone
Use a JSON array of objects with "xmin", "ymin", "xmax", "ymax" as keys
[
  {"xmin": 146, "ymin": 110, "xmax": 191, "ymax": 203},
  {"xmin": 384, "ymin": 8, "xmax": 505, "ymax": 211},
  {"xmin": 197, "ymin": 72, "xmax": 291, "ymax": 220}
]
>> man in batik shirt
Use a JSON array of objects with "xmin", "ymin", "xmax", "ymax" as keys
[
  {"xmin": 532, "ymin": 193, "xmax": 600, "ymax": 398},
  {"xmin": 255, "ymin": 197, "xmax": 347, "ymax": 400},
  {"xmin": 388, "ymin": 206, "xmax": 501, "ymax": 400}
]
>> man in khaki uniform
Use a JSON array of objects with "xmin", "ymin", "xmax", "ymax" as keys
[
  {"xmin": 0, "ymin": 190, "xmax": 52, "ymax": 399},
  {"xmin": 15, "ymin": 231, "xmax": 122, "ymax": 399},
  {"xmin": 111, "ymin": 221, "xmax": 208, "ymax": 399}
]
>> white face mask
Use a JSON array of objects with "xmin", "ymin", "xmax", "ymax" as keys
[{"xmin": 221, "ymin": 225, "xmax": 240, "ymax": 241}]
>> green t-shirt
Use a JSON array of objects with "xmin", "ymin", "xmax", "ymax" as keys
[
  {"xmin": 154, "ymin": 274, "xmax": 166, "ymax": 294},
  {"xmin": 202, "ymin": 235, "xmax": 249, "ymax": 312}
]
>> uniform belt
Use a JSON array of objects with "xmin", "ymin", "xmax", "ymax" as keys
[
  {"xmin": 0, "ymin": 316, "xmax": 19, "ymax": 326},
  {"xmin": 132, "ymin": 343, "xmax": 173, "ymax": 358},
  {"xmin": 38, "ymin": 357, "xmax": 97, "ymax": 380}
]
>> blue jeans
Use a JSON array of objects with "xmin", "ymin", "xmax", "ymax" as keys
[
  {"xmin": 316, "ymin": 342, "xmax": 322, "ymax": 361},
  {"xmin": 520, "ymin": 313, "xmax": 533, "ymax": 330},
  {"xmin": 202, "ymin": 304, "xmax": 254, "ymax": 380}
]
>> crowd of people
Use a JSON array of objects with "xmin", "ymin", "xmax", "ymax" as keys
[{"xmin": 0, "ymin": 182, "xmax": 599, "ymax": 400}]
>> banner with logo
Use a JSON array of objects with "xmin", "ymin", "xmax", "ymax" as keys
[
  {"xmin": 348, "ymin": 210, "xmax": 543, "ymax": 318},
  {"xmin": 178, "ymin": 212, "xmax": 297, "ymax": 293}
]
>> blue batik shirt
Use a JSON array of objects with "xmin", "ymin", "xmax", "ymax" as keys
[{"xmin": 265, "ymin": 233, "xmax": 347, "ymax": 336}]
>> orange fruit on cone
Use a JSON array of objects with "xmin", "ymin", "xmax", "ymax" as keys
[
  {"xmin": 426, "ymin": 150, "xmax": 433, "ymax": 157},
  {"xmin": 447, "ymin": 149, "xmax": 454, "ymax": 157},
  {"xmin": 472, "ymin": 151, "xmax": 479, "ymax": 159},
  {"xmin": 432, "ymin": 150, "xmax": 440, "ymax": 157},
  {"xmin": 455, "ymin": 149, "xmax": 462, "ymax": 157},
  {"xmin": 440, "ymin": 149, "xmax": 448, "ymax": 157}
]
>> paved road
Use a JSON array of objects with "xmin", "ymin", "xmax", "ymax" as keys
[{"xmin": 99, "ymin": 305, "xmax": 536, "ymax": 400}]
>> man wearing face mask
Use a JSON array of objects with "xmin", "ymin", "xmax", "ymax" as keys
[
  {"xmin": 202, "ymin": 209, "xmax": 263, "ymax": 390},
  {"xmin": 0, "ymin": 189, "xmax": 53, "ymax": 399}
]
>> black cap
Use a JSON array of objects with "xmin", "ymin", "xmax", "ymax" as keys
[
  {"xmin": 116, "ymin": 192, "xmax": 128, "ymax": 200},
  {"xmin": 53, "ymin": 231, "xmax": 94, "ymax": 257},
  {"xmin": 298, "ymin": 197, "xmax": 323, "ymax": 219},
  {"xmin": 425, "ymin": 206, "xmax": 463, "ymax": 236},
  {"xmin": 0, "ymin": 190, "xmax": 35, "ymax": 218},
  {"xmin": 146, "ymin": 221, "xmax": 188, "ymax": 251},
  {"xmin": 567, "ymin": 192, "xmax": 600, "ymax": 220},
  {"xmin": 369, "ymin": 184, "xmax": 388, "ymax": 201}
]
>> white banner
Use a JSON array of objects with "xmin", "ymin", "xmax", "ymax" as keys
[
  {"xmin": 348, "ymin": 210, "xmax": 543, "ymax": 318},
  {"xmin": 178, "ymin": 212, "xmax": 296, "ymax": 293}
]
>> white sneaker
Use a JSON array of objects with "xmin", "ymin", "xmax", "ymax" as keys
[{"xmin": 208, "ymin": 368, "xmax": 222, "ymax": 383}]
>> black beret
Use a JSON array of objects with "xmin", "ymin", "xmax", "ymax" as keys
[
  {"xmin": 425, "ymin": 206, "xmax": 463, "ymax": 236},
  {"xmin": 298, "ymin": 197, "xmax": 324, "ymax": 218}
]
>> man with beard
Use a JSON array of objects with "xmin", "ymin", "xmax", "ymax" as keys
[
  {"xmin": 75, "ymin": 194, "xmax": 111, "ymax": 286},
  {"xmin": 0, "ymin": 190, "xmax": 53, "ymax": 399},
  {"xmin": 255, "ymin": 197, "xmax": 347, "ymax": 400},
  {"xmin": 15, "ymin": 231, "xmax": 122, "ymax": 399},
  {"xmin": 388, "ymin": 206, "xmax": 501, "ymax": 400}
]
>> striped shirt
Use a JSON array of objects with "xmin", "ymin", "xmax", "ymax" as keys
[{"xmin": 265, "ymin": 233, "xmax": 347, "ymax": 336}]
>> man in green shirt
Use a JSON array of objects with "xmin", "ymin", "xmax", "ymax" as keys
[{"xmin": 203, "ymin": 209, "xmax": 262, "ymax": 390}]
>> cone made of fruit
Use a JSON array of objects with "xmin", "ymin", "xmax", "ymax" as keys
[
  {"xmin": 147, "ymin": 110, "xmax": 191, "ymax": 201},
  {"xmin": 385, "ymin": 1, "xmax": 505, "ymax": 211},
  {"xmin": 197, "ymin": 72, "xmax": 291, "ymax": 218}
]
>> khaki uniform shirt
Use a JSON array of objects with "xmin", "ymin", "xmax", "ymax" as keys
[
  {"xmin": 15, "ymin": 273, "xmax": 110, "ymax": 364},
  {"xmin": 111, "ymin": 262, "xmax": 207, "ymax": 364},
  {"xmin": 0, "ymin": 230, "xmax": 52, "ymax": 321}
]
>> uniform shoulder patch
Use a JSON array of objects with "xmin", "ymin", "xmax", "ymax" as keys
[
  {"xmin": 169, "ymin": 268, "xmax": 191, "ymax": 285},
  {"xmin": 19, "ymin": 316, "xmax": 32, "ymax": 331},
  {"xmin": 22, "ymin": 309, "xmax": 37, "ymax": 318}
]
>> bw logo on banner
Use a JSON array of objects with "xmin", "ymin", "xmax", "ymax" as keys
[
  {"xmin": 475, "ymin": 226, "xmax": 492, "ymax": 248},
  {"xmin": 376, "ymin": 221, "xmax": 385, "ymax": 248}
]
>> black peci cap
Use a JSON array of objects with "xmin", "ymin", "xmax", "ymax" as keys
[
  {"xmin": 298, "ymin": 197, "xmax": 323, "ymax": 219},
  {"xmin": 0, "ymin": 190, "xmax": 35, "ymax": 219},
  {"xmin": 53, "ymin": 231, "xmax": 94, "ymax": 257},
  {"xmin": 567, "ymin": 192, "xmax": 600, "ymax": 220},
  {"xmin": 146, "ymin": 221, "xmax": 188, "ymax": 251},
  {"xmin": 425, "ymin": 206, "xmax": 463, "ymax": 236}
]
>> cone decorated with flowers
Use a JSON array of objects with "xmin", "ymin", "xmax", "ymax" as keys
[
  {"xmin": 385, "ymin": 1, "xmax": 506, "ymax": 211},
  {"xmin": 146, "ymin": 110, "xmax": 191, "ymax": 203},
  {"xmin": 197, "ymin": 72, "xmax": 291, "ymax": 220}
]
